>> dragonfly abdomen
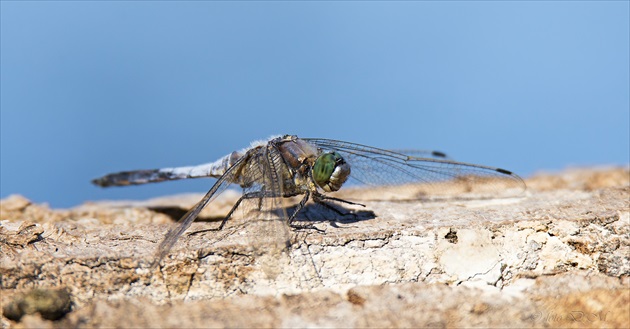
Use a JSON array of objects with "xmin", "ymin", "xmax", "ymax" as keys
[
  {"xmin": 92, "ymin": 152, "xmax": 244, "ymax": 187},
  {"xmin": 91, "ymin": 169, "xmax": 183, "ymax": 187}
]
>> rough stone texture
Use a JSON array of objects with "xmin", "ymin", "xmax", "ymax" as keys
[{"xmin": 1, "ymin": 167, "xmax": 628, "ymax": 328}]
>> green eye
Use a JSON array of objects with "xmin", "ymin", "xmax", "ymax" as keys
[{"xmin": 313, "ymin": 152, "xmax": 342, "ymax": 188}]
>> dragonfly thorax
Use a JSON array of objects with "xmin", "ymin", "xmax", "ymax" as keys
[{"xmin": 312, "ymin": 151, "xmax": 350, "ymax": 192}]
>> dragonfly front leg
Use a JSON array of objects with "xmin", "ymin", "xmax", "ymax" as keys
[
  {"xmin": 287, "ymin": 191, "xmax": 325, "ymax": 232},
  {"xmin": 287, "ymin": 190, "xmax": 310, "ymax": 227},
  {"xmin": 312, "ymin": 192, "xmax": 365, "ymax": 218}
]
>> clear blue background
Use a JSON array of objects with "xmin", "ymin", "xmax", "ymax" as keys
[{"xmin": 2, "ymin": 1, "xmax": 628, "ymax": 208}]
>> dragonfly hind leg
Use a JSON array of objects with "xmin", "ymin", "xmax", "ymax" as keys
[{"xmin": 218, "ymin": 191, "xmax": 275, "ymax": 230}]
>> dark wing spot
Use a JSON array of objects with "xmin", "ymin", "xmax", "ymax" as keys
[
  {"xmin": 432, "ymin": 151, "xmax": 447, "ymax": 158},
  {"xmin": 495, "ymin": 168, "xmax": 513, "ymax": 175}
]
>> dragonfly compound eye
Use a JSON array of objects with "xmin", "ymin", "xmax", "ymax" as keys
[{"xmin": 312, "ymin": 152, "xmax": 350, "ymax": 192}]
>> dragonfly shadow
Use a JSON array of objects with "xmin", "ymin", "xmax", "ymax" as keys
[
  {"xmin": 148, "ymin": 206, "xmax": 225, "ymax": 223},
  {"xmin": 287, "ymin": 202, "xmax": 376, "ymax": 227},
  {"xmin": 148, "ymin": 202, "xmax": 376, "ymax": 228}
]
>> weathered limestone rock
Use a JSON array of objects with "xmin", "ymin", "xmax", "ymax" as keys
[{"xmin": 1, "ymin": 167, "xmax": 628, "ymax": 328}]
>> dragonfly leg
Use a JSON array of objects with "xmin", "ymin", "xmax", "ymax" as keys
[
  {"xmin": 315, "ymin": 200, "xmax": 351, "ymax": 217},
  {"xmin": 313, "ymin": 193, "xmax": 365, "ymax": 208},
  {"xmin": 218, "ymin": 191, "xmax": 272, "ymax": 230},
  {"xmin": 257, "ymin": 197, "xmax": 263, "ymax": 211},
  {"xmin": 288, "ymin": 191, "xmax": 325, "ymax": 232},
  {"xmin": 312, "ymin": 192, "xmax": 365, "ymax": 218},
  {"xmin": 287, "ymin": 190, "xmax": 310, "ymax": 227}
]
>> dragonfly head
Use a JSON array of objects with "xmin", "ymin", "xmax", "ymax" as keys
[{"xmin": 312, "ymin": 151, "xmax": 350, "ymax": 192}]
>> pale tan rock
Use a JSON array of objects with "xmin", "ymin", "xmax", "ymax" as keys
[{"xmin": 1, "ymin": 167, "xmax": 628, "ymax": 328}]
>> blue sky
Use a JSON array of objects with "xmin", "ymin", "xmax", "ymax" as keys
[{"xmin": 1, "ymin": 1, "xmax": 628, "ymax": 208}]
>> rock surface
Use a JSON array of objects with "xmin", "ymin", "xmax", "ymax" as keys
[{"xmin": 1, "ymin": 167, "xmax": 628, "ymax": 328}]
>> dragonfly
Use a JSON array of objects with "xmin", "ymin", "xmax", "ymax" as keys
[{"xmin": 92, "ymin": 135, "xmax": 525, "ymax": 264}]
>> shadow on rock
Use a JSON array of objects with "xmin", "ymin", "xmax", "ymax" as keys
[
  {"xmin": 148, "ymin": 206, "xmax": 224, "ymax": 223},
  {"xmin": 287, "ymin": 203, "xmax": 376, "ymax": 227}
]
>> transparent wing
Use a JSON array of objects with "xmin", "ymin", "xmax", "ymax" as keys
[
  {"xmin": 236, "ymin": 143, "xmax": 289, "ymax": 222},
  {"xmin": 237, "ymin": 142, "xmax": 291, "ymax": 279},
  {"xmin": 153, "ymin": 141, "xmax": 290, "ymax": 280},
  {"xmin": 388, "ymin": 149, "xmax": 450, "ymax": 160},
  {"xmin": 153, "ymin": 155, "xmax": 248, "ymax": 264},
  {"xmin": 304, "ymin": 138, "xmax": 525, "ymax": 198}
]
